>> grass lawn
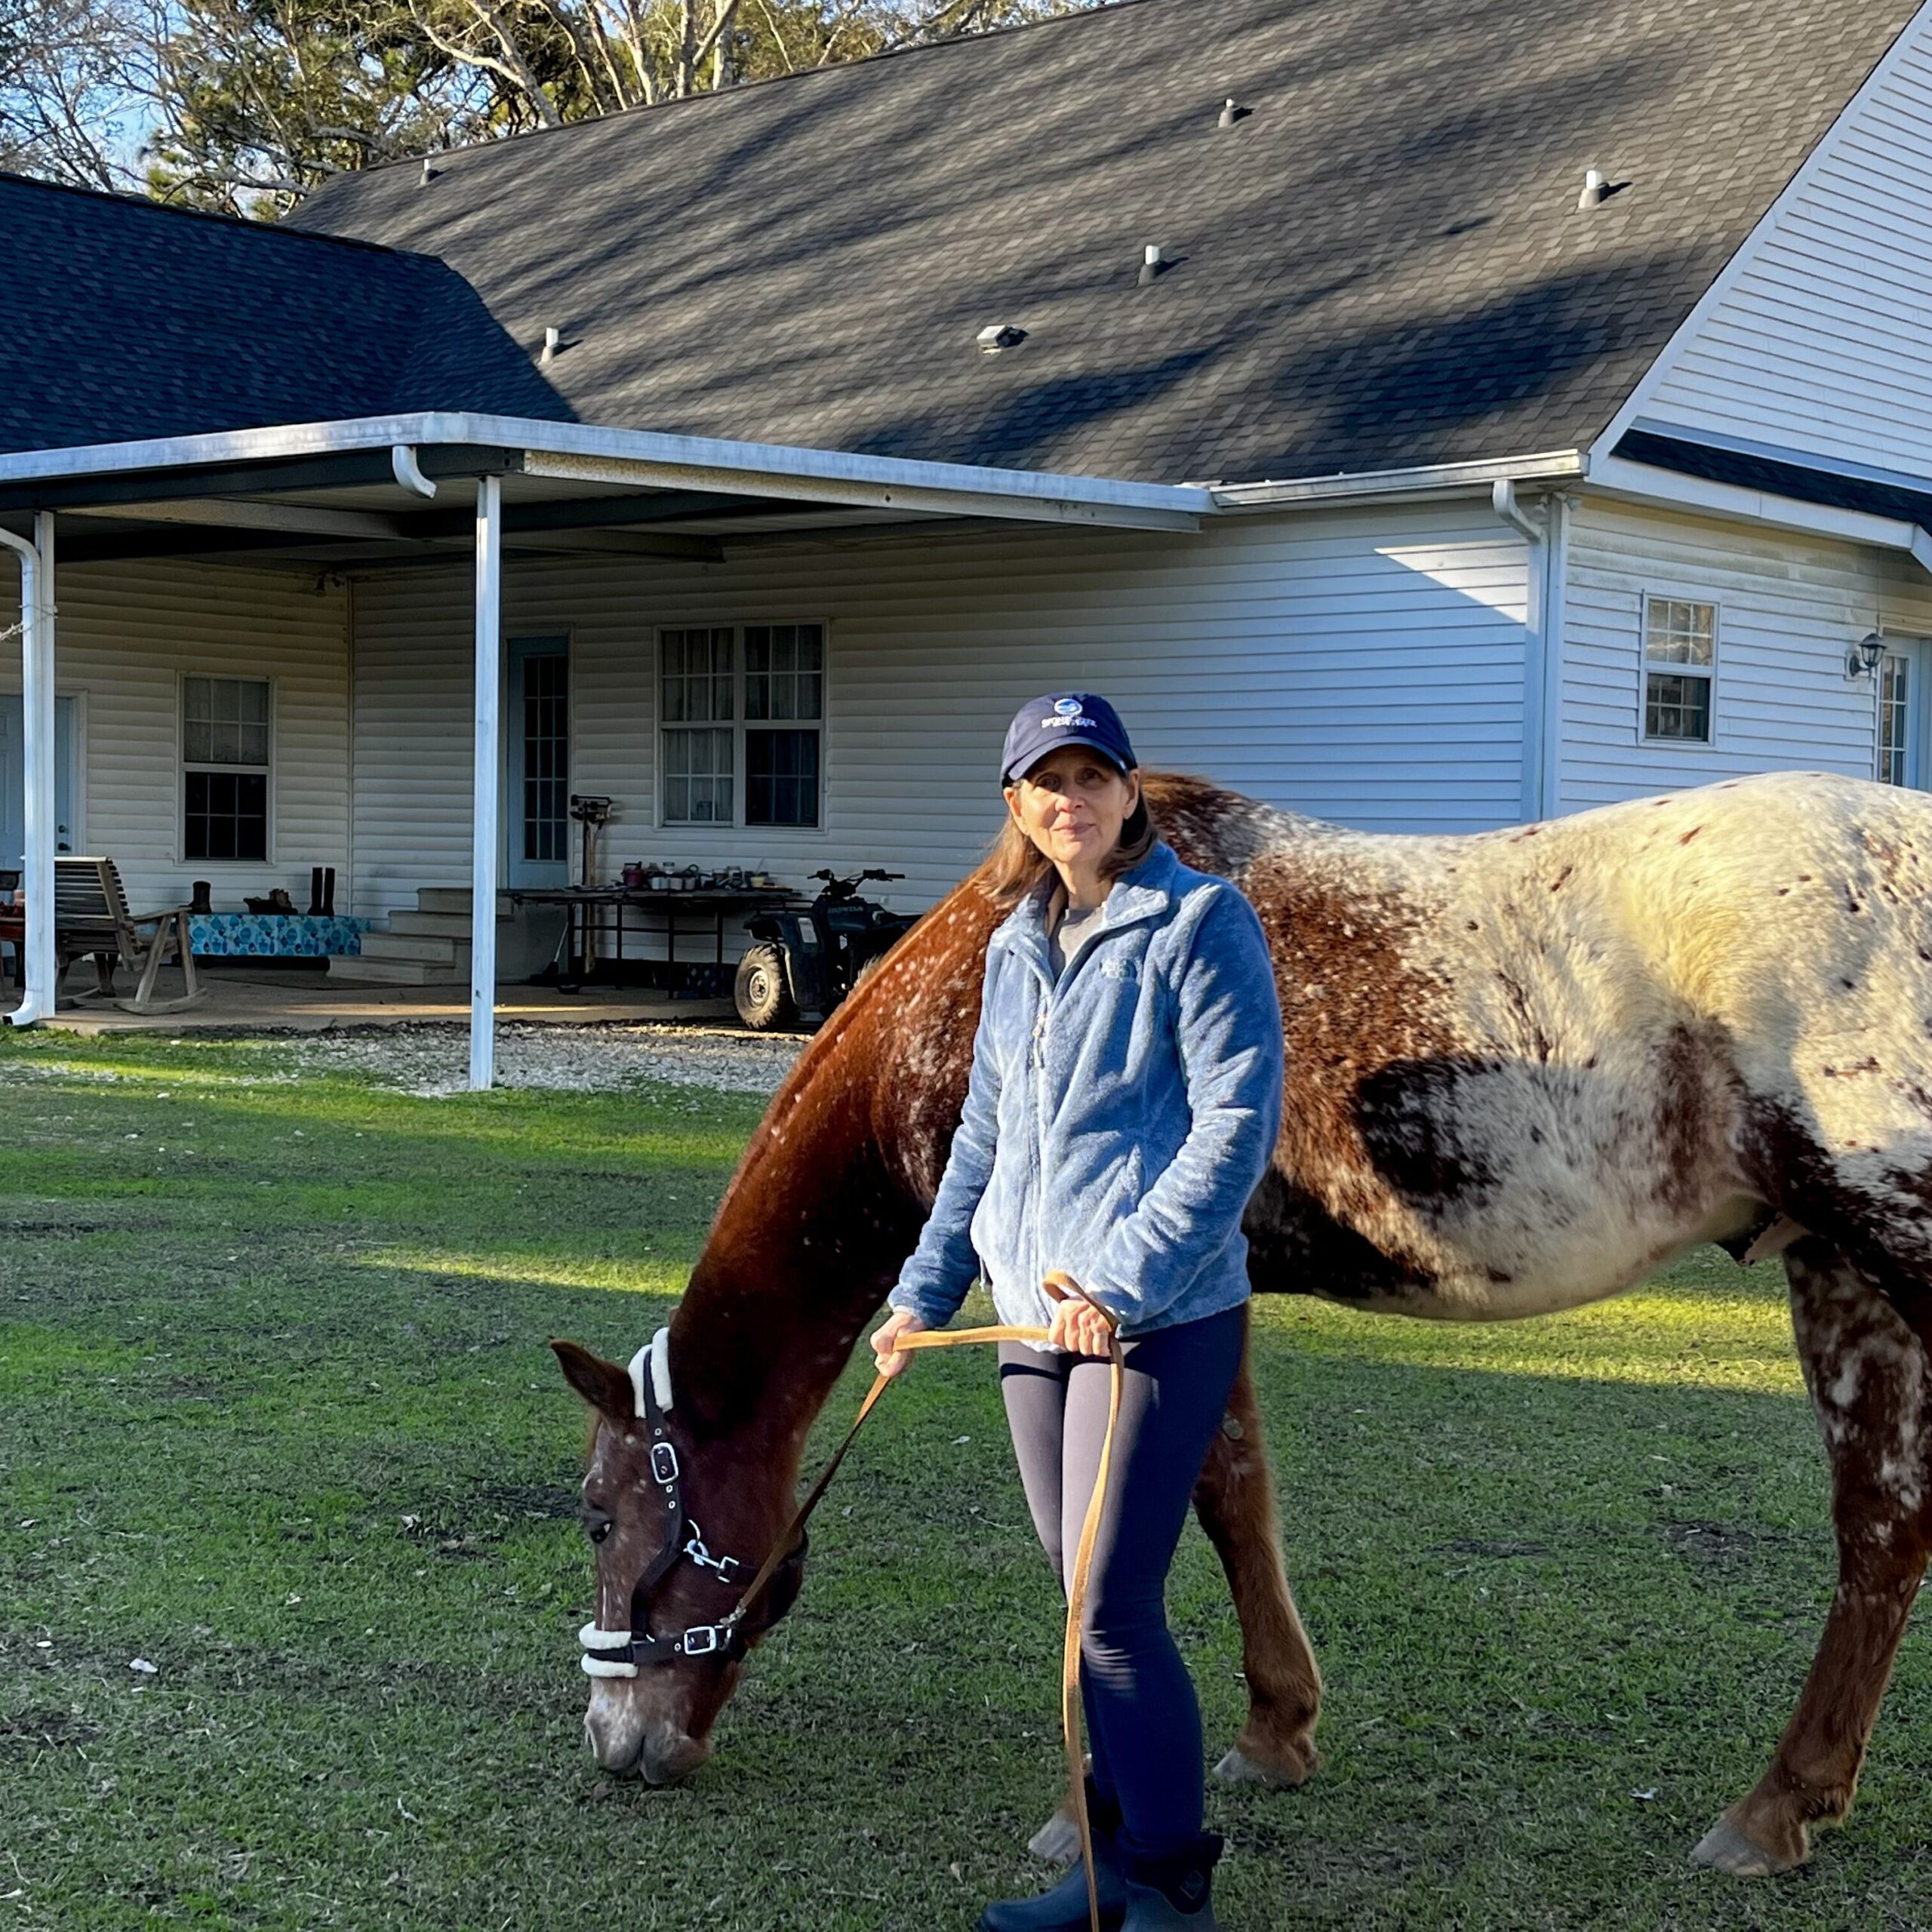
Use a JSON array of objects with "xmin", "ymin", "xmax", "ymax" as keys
[{"xmin": 2, "ymin": 1027, "xmax": 1930, "ymax": 1931}]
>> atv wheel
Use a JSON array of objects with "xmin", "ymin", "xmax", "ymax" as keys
[{"xmin": 734, "ymin": 942, "xmax": 799, "ymax": 1032}]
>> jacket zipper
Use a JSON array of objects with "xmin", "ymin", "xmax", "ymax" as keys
[{"xmin": 1030, "ymin": 977, "xmax": 1051, "ymax": 1309}]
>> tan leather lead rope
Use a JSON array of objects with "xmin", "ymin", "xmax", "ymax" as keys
[{"xmin": 720, "ymin": 1276, "xmax": 1123, "ymax": 1932}]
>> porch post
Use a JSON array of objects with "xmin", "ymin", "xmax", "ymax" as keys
[
  {"xmin": 3, "ymin": 512, "xmax": 55, "ymax": 1028},
  {"xmin": 469, "ymin": 475, "xmax": 501, "ymax": 1090}
]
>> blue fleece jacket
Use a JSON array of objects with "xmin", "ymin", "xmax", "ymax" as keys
[{"xmin": 888, "ymin": 841, "xmax": 1284, "ymax": 1341}]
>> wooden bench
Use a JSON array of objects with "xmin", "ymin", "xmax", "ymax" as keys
[{"xmin": 53, "ymin": 857, "xmax": 205, "ymax": 1014}]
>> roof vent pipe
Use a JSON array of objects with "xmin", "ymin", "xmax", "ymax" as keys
[
  {"xmin": 419, "ymin": 156, "xmax": 436, "ymax": 187},
  {"xmin": 1577, "ymin": 167, "xmax": 1607, "ymax": 211},
  {"xmin": 1138, "ymin": 244, "xmax": 1164, "ymax": 287},
  {"xmin": 540, "ymin": 325, "xmax": 562, "ymax": 366},
  {"xmin": 1218, "ymin": 97, "xmax": 1240, "ymax": 128}
]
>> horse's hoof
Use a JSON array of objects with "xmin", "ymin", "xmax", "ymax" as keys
[
  {"xmin": 1688, "ymin": 1817, "xmax": 1796, "ymax": 1877},
  {"xmin": 1028, "ymin": 1810, "xmax": 1081, "ymax": 1865},
  {"xmin": 1213, "ymin": 1742, "xmax": 1315, "ymax": 1788}
]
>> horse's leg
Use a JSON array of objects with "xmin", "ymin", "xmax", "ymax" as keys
[
  {"xmin": 1028, "ymin": 1341, "xmax": 1321, "ymax": 1863},
  {"xmin": 1691, "ymin": 1238, "xmax": 1932, "ymax": 1875},
  {"xmin": 1195, "ymin": 1346, "xmax": 1323, "ymax": 1787}
]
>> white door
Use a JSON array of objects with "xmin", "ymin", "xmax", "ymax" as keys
[
  {"xmin": 507, "ymin": 637, "xmax": 571, "ymax": 888},
  {"xmin": 0, "ymin": 695, "xmax": 76, "ymax": 866},
  {"xmin": 1879, "ymin": 645, "xmax": 1930, "ymax": 789}
]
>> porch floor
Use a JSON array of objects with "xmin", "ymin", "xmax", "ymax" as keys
[{"xmin": 0, "ymin": 964, "xmax": 743, "ymax": 1034}]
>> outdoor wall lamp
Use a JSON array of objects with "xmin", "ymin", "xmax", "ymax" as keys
[{"xmin": 1849, "ymin": 632, "xmax": 1887, "ymax": 680}]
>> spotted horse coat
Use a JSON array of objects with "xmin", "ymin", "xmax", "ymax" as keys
[{"xmin": 554, "ymin": 767, "xmax": 1932, "ymax": 1879}]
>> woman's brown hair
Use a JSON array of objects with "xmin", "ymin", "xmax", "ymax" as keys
[{"xmin": 983, "ymin": 777, "xmax": 1158, "ymax": 905}]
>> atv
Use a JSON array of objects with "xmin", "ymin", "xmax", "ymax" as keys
[{"xmin": 734, "ymin": 868, "xmax": 918, "ymax": 1031}]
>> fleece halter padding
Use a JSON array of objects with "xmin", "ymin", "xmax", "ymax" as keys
[{"xmin": 577, "ymin": 1326, "xmax": 751, "ymax": 1678}]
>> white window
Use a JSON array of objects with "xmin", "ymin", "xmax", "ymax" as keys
[
  {"xmin": 1641, "ymin": 597, "xmax": 1716, "ymax": 744},
  {"xmin": 182, "ymin": 675, "xmax": 271, "ymax": 860},
  {"xmin": 660, "ymin": 623, "xmax": 823, "ymax": 826}
]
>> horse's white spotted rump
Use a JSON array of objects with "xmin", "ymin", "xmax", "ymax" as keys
[{"xmin": 1149, "ymin": 768, "xmax": 1932, "ymax": 1322}]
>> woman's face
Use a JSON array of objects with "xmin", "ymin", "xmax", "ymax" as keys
[{"xmin": 1004, "ymin": 749, "xmax": 1140, "ymax": 870}]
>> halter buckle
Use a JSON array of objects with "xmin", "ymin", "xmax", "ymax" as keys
[
  {"xmin": 681, "ymin": 1624, "xmax": 721, "ymax": 1656},
  {"xmin": 650, "ymin": 1441, "xmax": 680, "ymax": 1484}
]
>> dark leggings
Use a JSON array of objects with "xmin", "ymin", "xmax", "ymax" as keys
[{"xmin": 997, "ymin": 1301, "xmax": 1246, "ymax": 1857}]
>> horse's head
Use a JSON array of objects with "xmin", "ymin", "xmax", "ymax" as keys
[{"xmin": 551, "ymin": 1334, "xmax": 808, "ymax": 1783}]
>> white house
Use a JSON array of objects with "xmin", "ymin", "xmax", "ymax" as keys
[{"xmin": 8, "ymin": 0, "xmax": 1932, "ymax": 1082}]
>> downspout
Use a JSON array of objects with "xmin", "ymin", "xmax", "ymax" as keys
[
  {"xmin": 1493, "ymin": 481, "xmax": 1550, "ymax": 822},
  {"xmin": 1540, "ymin": 495, "xmax": 1570, "ymax": 822},
  {"xmin": 1, "ymin": 512, "xmax": 55, "ymax": 1026},
  {"xmin": 392, "ymin": 445, "xmax": 438, "ymax": 498}
]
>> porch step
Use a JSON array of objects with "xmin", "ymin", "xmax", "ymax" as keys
[
  {"xmin": 322, "ymin": 956, "xmax": 463, "ymax": 986},
  {"xmin": 417, "ymin": 888, "xmax": 514, "ymax": 918},
  {"xmin": 388, "ymin": 909, "xmax": 475, "ymax": 940},
  {"xmin": 360, "ymin": 931, "xmax": 472, "ymax": 966}
]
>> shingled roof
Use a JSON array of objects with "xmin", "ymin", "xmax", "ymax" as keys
[
  {"xmin": 288, "ymin": 0, "xmax": 1919, "ymax": 487},
  {"xmin": 0, "ymin": 174, "xmax": 569, "ymax": 455}
]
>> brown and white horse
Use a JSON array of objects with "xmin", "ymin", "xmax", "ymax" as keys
[{"xmin": 554, "ymin": 767, "xmax": 1932, "ymax": 1878}]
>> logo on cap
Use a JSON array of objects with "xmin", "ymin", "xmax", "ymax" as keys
[{"xmin": 1054, "ymin": 698, "xmax": 1083, "ymax": 717}]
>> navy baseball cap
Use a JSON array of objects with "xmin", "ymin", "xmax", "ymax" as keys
[{"xmin": 1000, "ymin": 692, "xmax": 1138, "ymax": 786}]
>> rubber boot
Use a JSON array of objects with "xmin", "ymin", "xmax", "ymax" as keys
[
  {"xmin": 1118, "ymin": 1833, "xmax": 1223, "ymax": 1930},
  {"xmin": 307, "ymin": 867, "xmax": 325, "ymax": 917},
  {"xmin": 980, "ymin": 1783, "xmax": 1128, "ymax": 1932}
]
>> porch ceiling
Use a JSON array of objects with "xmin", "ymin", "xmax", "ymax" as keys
[{"xmin": 0, "ymin": 411, "xmax": 1211, "ymax": 571}]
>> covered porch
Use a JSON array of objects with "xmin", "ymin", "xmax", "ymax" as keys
[
  {"xmin": 0, "ymin": 963, "xmax": 737, "ymax": 1034},
  {"xmin": 1, "ymin": 412, "xmax": 1210, "ymax": 1083}
]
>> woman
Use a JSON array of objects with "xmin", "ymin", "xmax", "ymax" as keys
[{"xmin": 870, "ymin": 693, "xmax": 1284, "ymax": 1932}]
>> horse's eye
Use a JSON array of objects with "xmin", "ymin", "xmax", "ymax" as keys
[{"xmin": 586, "ymin": 1515, "xmax": 613, "ymax": 1545}]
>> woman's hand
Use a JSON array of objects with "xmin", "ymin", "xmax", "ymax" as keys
[
  {"xmin": 869, "ymin": 1306, "xmax": 927, "ymax": 1377},
  {"xmin": 1047, "ymin": 1283, "xmax": 1115, "ymax": 1358}
]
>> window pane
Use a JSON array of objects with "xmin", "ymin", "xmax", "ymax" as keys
[
  {"xmin": 183, "ymin": 676, "xmax": 271, "ymax": 768},
  {"xmin": 660, "ymin": 627, "xmax": 734, "ymax": 726},
  {"xmin": 522, "ymin": 651, "xmax": 569, "ymax": 861},
  {"xmin": 746, "ymin": 728, "xmax": 820, "ymax": 826},
  {"xmin": 185, "ymin": 769, "xmax": 268, "ymax": 862},
  {"xmin": 745, "ymin": 623, "xmax": 822, "ymax": 724},
  {"xmin": 1644, "ymin": 672, "xmax": 1712, "ymax": 742},
  {"xmin": 1644, "ymin": 598, "xmax": 1715, "ymax": 666},
  {"xmin": 663, "ymin": 726, "xmax": 733, "ymax": 823},
  {"xmin": 1881, "ymin": 653, "xmax": 1912, "ymax": 786}
]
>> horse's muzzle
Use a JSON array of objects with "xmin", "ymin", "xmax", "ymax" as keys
[{"xmin": 583, "ymin": 1687, "xmax": 712, "ymax": 1783}]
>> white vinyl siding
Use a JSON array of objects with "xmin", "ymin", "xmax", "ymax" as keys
[
  {"xmin": 349, "ymin": 501, "xmax": 1533, "ymax": 918},
  {"xmin": 1636, "ymin": 6, "xmax": 1932, "ymax": 484},
  {"xmin": 1557, "ymin": 499, "xmax": 1929, "ymax": 808},
  {"xmin": 0, "ymin": 556, "xmax": 349, "ymax": 912}
]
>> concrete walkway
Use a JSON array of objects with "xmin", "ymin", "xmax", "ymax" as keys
[{"xmin": 0, "ymin": 966, "xmax": 740, "ymax": 1035}]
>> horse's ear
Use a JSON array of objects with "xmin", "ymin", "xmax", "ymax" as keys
[{"xmin": 550, "ymin": 1339, "xmax": 636, "ymax": 1427}]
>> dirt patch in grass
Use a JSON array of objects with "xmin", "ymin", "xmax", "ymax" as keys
[{"xmin": 0, "ymin": 1708, "xmax": 103, "ymax": 1749}]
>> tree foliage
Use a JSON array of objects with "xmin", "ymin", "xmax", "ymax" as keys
[{"xmin": 0, "ymin": 0, "xmax": 1106, "ymax": 217}]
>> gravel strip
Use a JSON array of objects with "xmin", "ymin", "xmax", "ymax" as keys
[{"xmin": 280, "ymin": 1020, "xmax": 807, "ymax": 1097}]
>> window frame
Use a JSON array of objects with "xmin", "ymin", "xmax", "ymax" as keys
[
  {"xmin": 657, "ymin": 620, "xmax": 828, "ymax": 832},
  {"xmin": 178, "ymin": 670, "xmax": 275, "ymax": 864},
  {"xmin": 1638, "ymin": 592, "xmax": 1720, "ymax": 747}
]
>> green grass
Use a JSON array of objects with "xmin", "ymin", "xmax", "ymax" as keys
[{"xmin": 2, "ymin": 1027, "xmax": 1929, "ymax": 1930}]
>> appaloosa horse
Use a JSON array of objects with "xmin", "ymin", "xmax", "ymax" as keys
[{"xmin": 554, "ymin": 767, "xmax": 1932, "ymax": 1878}]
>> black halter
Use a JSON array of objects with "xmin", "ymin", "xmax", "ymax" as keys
[{"xmin": 578, "ymin": 1344, "xmax": 768, "ymax": 1672}]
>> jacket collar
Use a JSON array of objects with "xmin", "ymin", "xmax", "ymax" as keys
[{"xmin": 992, "ymin": 841, "xmax": 1180, "ymax": 974}]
